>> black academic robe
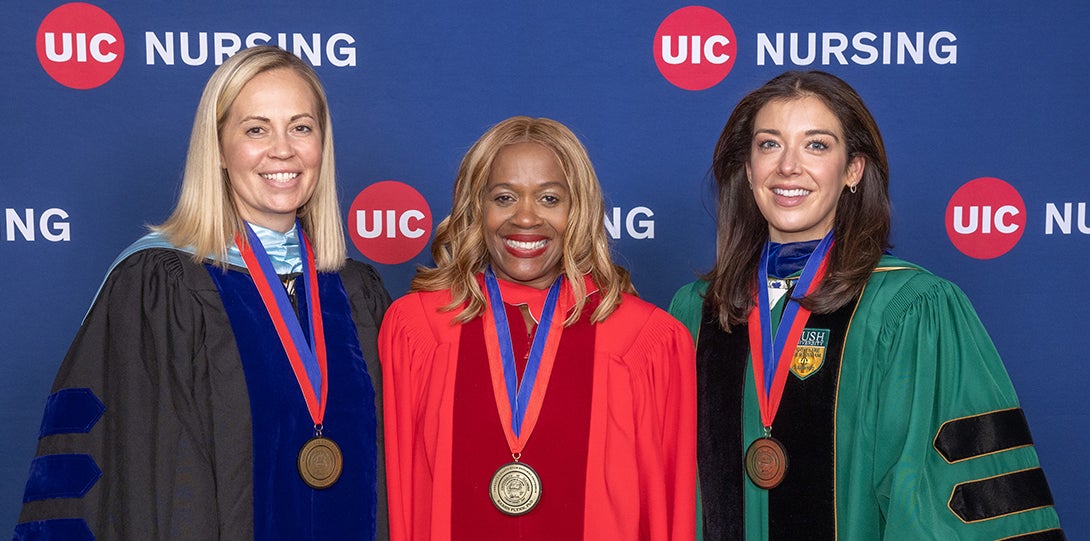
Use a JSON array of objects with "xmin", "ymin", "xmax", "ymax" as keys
[{"xmin": 14, "ymin": 248, "xmax": 390, "ymax": 540}]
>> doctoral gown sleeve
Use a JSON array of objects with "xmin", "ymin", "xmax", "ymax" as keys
[
  {"xmin": 14, "ymin": 249, "xmax": 253, "ymax": 541},
  {"xmin": 868, "ymin": 273, "xmax": 1064, "ymax": 540},
  {"xmin": 378, "ymin": 292, "xmax": 449, "ymax": 541},
  {"xmin": 641, "ymin": 308, "xmax": 698, "ymax": 541},
  {"xmin": 666, "ymin": 282, "xmax": 708, "ymax": 541},
  {"xmin": 591, "ymin": 299, "xmax": 696, "ymax": 541},
  {"xmin": 340, "ymin": 259, "xmax": 393, "ymax": 541}
]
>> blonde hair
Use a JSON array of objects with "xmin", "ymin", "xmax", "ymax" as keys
[
  {"xmin": 412, "ymin": 116, "xmax": 635, "ymax": 325},
  {"xmin": 155, "ymin": 46, "xmax": 346, "ymax": 270}
]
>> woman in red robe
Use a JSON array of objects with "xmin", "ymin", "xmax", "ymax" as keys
[{"xmin": 379, "ymin": 116, "xmax": 696, "ymax": 541}]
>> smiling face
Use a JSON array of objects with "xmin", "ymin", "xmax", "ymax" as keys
[
  {"xmin": 746, "ymin": 95, "xmax": 864, "ymax": 243},
  {"xmin": 220, "ymin": 68, "xmax": 322, "ymax": 233},
  {"xmin": 483, "ymin": 142, "xmax": 571, "ymax": 290}
]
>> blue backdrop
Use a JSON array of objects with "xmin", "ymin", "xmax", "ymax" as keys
[{"xmin": 3, "ymin": 1, "xmax": 1087, "ymax": 537}]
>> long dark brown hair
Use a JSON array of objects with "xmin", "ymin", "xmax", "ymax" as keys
[{"xmin": 705, "ymin": 70, "xmax": 891, "ymax": 330}]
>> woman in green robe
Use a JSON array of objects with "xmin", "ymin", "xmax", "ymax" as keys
[{"xmin": 670, "ymin": 70, "xmax": 1064, "ymax": 540}]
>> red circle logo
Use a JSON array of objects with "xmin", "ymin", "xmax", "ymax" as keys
[
  {"xmin": 653, "ymin": 6, "xmax": 737, "ymax": 91},
  {"xmin": 348, "ymin": 181, "xmax": 433, "ymax": 265},
  {"xmin": 37, "ymin": 3, "xmax": 124, "ymax": 90},
  {"xmin": 945, "ymin": 177, "xmax": 1026, "ymax": 259}
]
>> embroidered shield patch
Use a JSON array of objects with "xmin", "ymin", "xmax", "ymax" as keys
[{"xmin": 791, "ymin": 328, "xmax": 829, "ymax": 379}]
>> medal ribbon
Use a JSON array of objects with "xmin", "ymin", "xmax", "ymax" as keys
[
  {"xmin": 747, "ymin": 231, "xmax": 833, "ymax": 430},
  {"xmin": 484, "ymin": 266, "xmax": 562, "ymax": 439},
  {"xmin": 237, "ymin": 221, "xmax": 328, "ymax": 427}
]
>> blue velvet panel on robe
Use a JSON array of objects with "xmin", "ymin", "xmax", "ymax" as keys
[{"xmin": 206, "ymin": 266, "xmax": 378, "ymax": 540}]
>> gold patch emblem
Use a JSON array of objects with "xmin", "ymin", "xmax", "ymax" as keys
[{"xmin": 791, "ymin": 329, "xmax": 829, "ymax": 379}]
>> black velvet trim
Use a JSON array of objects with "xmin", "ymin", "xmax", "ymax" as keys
[
  {"xmin": 1000, "ymin": 529, "xmax": 1066, "ymax": 541},
  {"xmin": 696, "ymin": 296, "xmax": 855, "ymax": 540},
  {"xmin": 767, "ymin": 300, "xmax": 854, "ymax": 540},
  {"xmin": 934, "ymin": 408, "xmax": 1033, "ymax": 463},
  {"xmin": 950, "ymin": 468, "xmax": 1055, "ymax": 523},
  {"xmin": 697, "ymin": 300, "xmax": 747, "ymax": 541}
]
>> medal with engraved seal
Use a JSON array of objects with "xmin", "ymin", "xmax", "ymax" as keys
[
  {"xmin": 298, "ymin": 426, "xmax": 343, "ymax": 489},
  {"xmin": 489, "ymin": 455, "xmax": 542, "ymax": 515},
  {"xmin": 483, "ymin": 268, "xmax": 564, "ymax": 515},
  {"xmin": 745, "ymin": 435, "xmax": 788, "ymax": 489}
]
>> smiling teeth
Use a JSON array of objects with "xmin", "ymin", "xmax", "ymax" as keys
[
  {"xmin": 262, "ymin": 172, "xmax": 298, "ymax": 182},
  {"xmin": 773, "ymin": 188, "xmax": 810, "ymax": 197},
  {"xmin": 506, "ymin": 239, "xmax": 547, "ymax": 250}
]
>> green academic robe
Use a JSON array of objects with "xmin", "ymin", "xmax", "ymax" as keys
[{"xmin": 669, "ymin": 255, "xmax": 1063, "ymax": 540}]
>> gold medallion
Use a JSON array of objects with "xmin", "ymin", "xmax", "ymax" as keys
[
  {"xmin": 489, "ymin": 461, "xmax": 542, "ymax": 515},
  {"xmin": 297, "ymin": 436, "xmax": 343, "ymax": 489},
  {"xmin": 745, "ymin": 437, "xmax": 788, "ymax": 489}
]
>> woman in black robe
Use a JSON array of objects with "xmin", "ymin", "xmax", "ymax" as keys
[{"xmin": 14, "ymin": 46, "xmax": 390, "ymax": 540}]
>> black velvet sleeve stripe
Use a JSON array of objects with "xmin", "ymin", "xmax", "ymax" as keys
[
  {"xmin": 998, "ymin": 528, "xmax": 1067, "ymax": 541},
  {"xmin": 934, "ymin": 407, "xmax": 1033, "ymax": 463},
  {"xmin": 949, "ymin": 468, "xmax": 1055, "ymax": 523}
]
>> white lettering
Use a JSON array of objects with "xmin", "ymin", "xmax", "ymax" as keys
[
  {"xmin": 293, "ymin": 33, "xmax": 321, "ymax": 66},
  {"xmin": 327, "ymin": 33, "xmax": 356, "ymax": 67},
  {"xmin": 398, "ymin": 210, "xmax": 426, "ymax": 239},
  {"xmin": 144, "ymin": 31, "xmax": 359, "ymax": 67},
  {"xmin": 851, "ymin": 32, "xmax": 879, "ymax": 65},
  {"xmin": 897, "ymin": 32, "xmax": 924, "ymax": 65},
  {"xmin": 1044, "ymin": 202, "xmax": 1090, "ymax": 235},
  {"xmin": 756, "ymin": 33, "xmax": 783, "ymax": 66},
  {"xmin": 89, "ymin": 33, "xmax": 117, "ymax": 63},
  {"xmin": 214, "ymin": 32, "xmax": 241, "ymax": 65},
  {"xmin": 790, "ymin": 33, "xmax": 816, "ymax": 65},
  {"xmin": 930, "ymin": 31, "xmax": 958, "ymax": 64},
  {"xmin": 41, "ymin": 32, "xmax": 118, "ymax": 63},
  {"xmin": 605, "ymin": 207, "xmax": 655, "ymax": 240},
  {"xmin": 44, "ymin": 32, "xmax": 72, "ymax": 62},
  {"xmin": 952, "ymin": 206, "xmax": 978, "ymax": 234},
  {"xmin": 993, "ymin": 205, "xmax": 1020, "ymax": 234},
  {"xmin": 605, "ymin": 207, "xmax": 621, "ymax": 239},
  {"xmin": 356, "ymin": 210, "xmax": 382, "ymax": 239},
  {"xmin": 76, "ymin": 32, "xmax": 87, "ymax": 62},
  {"xmin": 40, "ymin": 208, "xmax": 70, "ymax": 241},
  {"xmin": 146, "ymin": 31, "xmax": 173, "ymax": 65},
  {"xmin": 626, "ymin": 207, "xmax": 655, "ymax": 239},
  {"xmin": 822, "ymin": 32, "xmax": 848, "ymax": 65},
  {"xmin": 704, "ymin": 35, "xmax": 730, "ymax": 64},
  {"xmin": 661, "ymin": 36, "xmax": 687, "ymax": 65},
  {"xmin": 1045, "ymin": 203, "xmax": 1070, "ymax": 235},
  {"xmin": 180, "ymin": 32, "xmax": 208, "ymax": 66},
  {"xmin": 6, "ymin": 209, "xmax": 34, "ymax": 241},
  {"xmin": 955, "ymin": 205, "xmax": 1022, "ymax": 235},
  {"xmin": 755, "ymin": 30, "xmax": 958, "ymax": 67},
  {"xmin": 356, "ymin": 210, "xmax": 427, "ymax": 239},
  {"xmin": 4, "ymin": 208, "xmax": 70, "ymax": 242},
  {"xmin": 246, "ymin": 32, "xmax": 272, "ymax": 48}
]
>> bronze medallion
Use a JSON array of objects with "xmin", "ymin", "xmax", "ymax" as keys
[
  {"xmin": 745, "ymin": 436, "xmax": 788, "ymax": 489},
  {"xmin": 297, "ymin": 436, "xmax": 343, "ymax": 489},
  {"xmin": 489, "ymin": 461, "xmax": 542, "ymax": 515}
]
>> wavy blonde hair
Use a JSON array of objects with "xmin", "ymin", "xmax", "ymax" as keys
[
  {"xmin": 412, "ymin": 116, "xmax": 635, "ymax": 325},
  {"xmin": 155, "ymin": 46, "xmax": 346, "ymax": 271}
]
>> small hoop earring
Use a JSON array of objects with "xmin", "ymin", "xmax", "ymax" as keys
[{"xmin": 849, "ymin": 183, "xmax": 858, "ymax": 194}]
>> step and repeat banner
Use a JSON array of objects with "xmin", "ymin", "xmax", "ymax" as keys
[{"xmin": 3, "ymin": 1, "xmax": 1087, "ymax": 536}]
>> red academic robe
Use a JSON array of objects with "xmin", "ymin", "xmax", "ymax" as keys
[{"xmin": 379, "ymin": 275, "xmax": 696, "ymax": 541}]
